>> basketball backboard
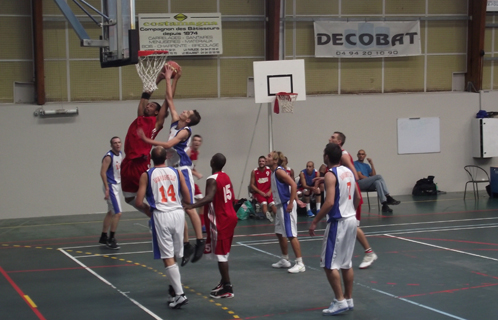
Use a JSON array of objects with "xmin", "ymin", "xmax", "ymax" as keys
[
  {"xmin": 100, "ymin": 0, "xmax": 138, "ymax": 68},
  {"xmin": 253, "ymin": 60, "xmax": 306, "ymax": 104}
]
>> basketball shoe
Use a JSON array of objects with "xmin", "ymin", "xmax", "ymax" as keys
[
  {"xmin": 322, "ymin": 299, "xmax": 349, "ymax": 316},
  {"xmin": 210, "ymin": 284, "xmax": 234, "ymax": 299}
]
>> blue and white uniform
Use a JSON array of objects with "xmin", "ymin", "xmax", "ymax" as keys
[
  {"xmin": 102, "ymin": 150, "xmax": 123, "ymax": 214},
  {"xmin": 168, "ymin": 121, "xmax": 195, "ymax": 204},
  {"xmin": 146, "ymin": 166, "xmax": 185, "ymax": 260},
  {"xmin": 320, "ymin": 166, "xmax": 357, "ymax": 270},
  {"xmin": 271, "ymin": 166, "xmax": 298, "ymax": 238}
]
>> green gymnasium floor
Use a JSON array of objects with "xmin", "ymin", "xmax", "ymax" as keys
[{"xmin": 1, "ymin": 192, "xmax": 497, "ymax": 320}]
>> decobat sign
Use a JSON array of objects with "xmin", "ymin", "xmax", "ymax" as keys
[
  {"xmin": 138, "ymin": 13, "xmax": 222, "ymax": 56},
  {"xmin": 314, "ymin": 21, "xmax": 421, "ymax": 58},
  {"xmin": 488, "ymin": 0, "xmax": 498, "ymax": 12}
]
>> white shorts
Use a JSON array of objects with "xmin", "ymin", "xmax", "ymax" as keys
[
  {"xmin": 151, "ymin": 208, "xmax": 185, "ymax": 260},
  {"xmin": 104, "ymin": 184, "xmax": 122, "ymax": 214},
  {"xmin": 320, "ymin": 216, "xmax": 357, "ymax": 270},
  {"xmin": 274, "ymin": 200, "xmax": 298, "ymax": 238}
]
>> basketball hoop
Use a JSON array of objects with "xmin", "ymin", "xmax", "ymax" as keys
[
  {"xmin": 274, "ymin": 92, "xmax": 298, "ymax": 114},
  {"xmin": 136, "ymin": 50, "xmax": 169, "ymax": 92}
]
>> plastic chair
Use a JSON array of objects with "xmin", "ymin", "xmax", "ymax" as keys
[
  {"xmin": 464, "ymin": 165, "xmax": 490, "ymax": 200},
  {"xmin": 364, "ymin": 190, "xmax": 381, "ymax": 211}
]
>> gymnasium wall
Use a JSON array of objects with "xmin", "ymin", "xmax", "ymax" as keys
[
  {"xmin": 2, "ymin": 0, "xmax": 498, "ymax": 219},
  {"xmin": 1, "ymin": 91, "xmax": 498, "ymax": 219},
  {"xmin": 6, "ymin": 0, "xmax": 498, "ymax": 102}
]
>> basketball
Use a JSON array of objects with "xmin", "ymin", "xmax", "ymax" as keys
[{"xmin": 167, "ymin": 61, "xmax": 181, "ymax": 78}]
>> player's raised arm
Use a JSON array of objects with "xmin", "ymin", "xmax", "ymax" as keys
[
  {"xmin": 138, "ymin": 126, "xmax": 189, "ymax": 149},
  {"xmin": 164, "ymin": 65, "xmax": 180, "ymax": 123}
]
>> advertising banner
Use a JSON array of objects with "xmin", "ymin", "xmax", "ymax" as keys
[
  {"xmin": 138, "ymin": 13, "xmax": 222, "ymax": 56},
  {"xmin": 314, "ymin": 21, "xmax": 421, "ymax": 58}
]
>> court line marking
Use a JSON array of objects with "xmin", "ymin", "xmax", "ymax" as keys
[
  {"xmin": 384, "ymin": 234, "xmax": 498, "ymax": 262},
  {"xmin": 58, "ymin": 249, "xmax": 164, "ymax": 320},
  {"xmin": 360, "ymin": 216, "xmax": 498, "ymax": 229},
  {"xmin": 0, "ymin": 266, "xmax": 47, "ymax": 320},
  {"xmin": 355, "ymin": 282, "xmax": 467, "ymax": 320},
  {"xmin": 236, "ymin": 241, "xmax": 320, "ymax": 271},
  {"xmin": 370, "ymin": 224, "xmax": 498, "ymax": 236}
]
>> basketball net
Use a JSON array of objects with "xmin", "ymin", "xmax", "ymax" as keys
[
  {"xmin": 136, "ymin": 50, "xmax": 169, "ymax": 92},
  {"xmin": 274, "ymin": 92, "xmax": 298, "ymax": 114}
]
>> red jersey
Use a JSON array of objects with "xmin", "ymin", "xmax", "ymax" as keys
[
  {"xmin": 253, "ymin": 166, "xmax": 272, "ymax": 193},
  {"xmin": 124, "ymin": 116, "xmax": 160, "ymax": 160},
  {"xmin": 190, "ymin": 149, "xmax": 199, "ymax": 161},
  {"xmin": 204, "ymin": 172, "xmax": 238, "ymax": 240}
]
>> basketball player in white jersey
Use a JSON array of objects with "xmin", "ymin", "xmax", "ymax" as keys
[
  {"xmin": 99, "ymin": 136, "xmax": 123, "ymax": 249},
  {"xmin": 136, "ymin": 146, "xmax": 191, "ymax": 309},
  {"xmin": 309, "ymin": 143, "xmax": 360, "ymax": 316}
]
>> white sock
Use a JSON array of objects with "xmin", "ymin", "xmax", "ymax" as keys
[
  {"xmin": 316, "ymin": 203, "xmax": 321, "ymax": 211},
  {"xmin": 282, "ymin": 254, "xmax": 289, "ymax": 260},
  {"xmin": 306, "ymin": 203, "xmax": 310, "ymax": 210},
  {"xmin": 296, "ymin": 257, "xmax": 303, "ymax": 264},
  {"xmin": 164, "ymin": 264, "xmax": 183, "ymax": 295}
]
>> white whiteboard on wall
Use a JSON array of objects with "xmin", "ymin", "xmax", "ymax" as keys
[{"xmin": 397, "ymin": 117, "xmax": 440, "ymax": 154}]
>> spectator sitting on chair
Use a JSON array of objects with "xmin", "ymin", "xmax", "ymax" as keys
[
  {"xmin": 354, "ymin": 149, "xmax": 400, "ymax": 213},
  {"xmin": 250, "ymin": 156, "xmax": 277, "ymax": 222},
  {"xmin": 298, "ymin": 161, "xmax": 321, "ymax": 218}
]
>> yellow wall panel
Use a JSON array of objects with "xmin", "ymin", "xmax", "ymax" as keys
[
  {"xmin": 68, "ymin": 22, "xmax": 101, "ymax": 59},
  {"xmin": 426, "ymin": 55, "xmax": 466, "ymax": 91},
  {"xmin": 168, "ymin": 59, "xmax": 218, "ymax": 98},
  {"xmin": 304, "ymin": 58, "xmax": 339, "ymax": 95},
  {"xmin": 287, "ymin": 0, "xmax": 339, "ymax": 15},
  {"xmin": 285, "ymin": 22, "xmax": 315, "ymax": 56},
  {"xmin": 341, "ymin": 59, "xmax": 382, "ymax": 93},
  {"xmin": 384, "ymin": 56, "xmax": 424, "ymax": 92},
  {"xmin": 427, "ymin": 21, "xmax": 466, "ymax": 54},
  {"xmin": 220, "ymin": 0, "xmax": 264, "ymax": 15},
  {"xmin": 43, "ymin": 21, "xmax": 66, "ymax": 60},
  {"xmin": 220, "ymin": 59, "xmax": 257, "ymax": 97},
  {"xmin": 482, "ymin": 59, "xmax": 492, "ymax": 90},
  {"xmin": 4, "ymin": 0, "xmax": 31, "ymax": 15},
  {"xmin": 0, "ymin": 17, "xmax": 32, "ymax": 60},
  {"xmin": 68, "ymin": 0, "xmax": 101, "ymax": 13},
  {"xmin": 342, "ymin": 0, "xmax": 382, "ymax": 15},
  {"xmin": 428, "ymin": 0, "xmax": 467, "ymax": 15},
  {"xmin": 493, "ymin": 61, "xmax": 498, "ymax": 90},
  {"xmin": 43, "ymin": 1, "xmax": 63, "ymax": 15},
  {"xmin": 0, "ymin": 61, "xmax": 33, "ymax": 102},
  {"xmin": 386, "ymin": 0, "xmax": 425, "ymax": 14},
  {"xmin": 222, "ymin": 22, "xmax": 265, "ymax": 57},
  {"xmin": 121, "ymin": 64, "xmax": 148, "ymax": 101},
  {"xmin": 70, "ymin": 61, "xmax": 119, "ymax": 101},
  {"xmin": 485, "ymin": 28, "xmax": 493, "ymax": 54},
  {"xmin": 171, "ymin": 0, "xmax": 217, "ymax": 13},
  {"xmin": 44, "ymin": 61, "xmax": 68, "ymax": 102}
]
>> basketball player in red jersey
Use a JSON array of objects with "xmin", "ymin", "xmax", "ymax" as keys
[
  {"xmin": 121, "ymin": 69, "xmax": 178, "ymax": 215},
  {"xmin": 184, "ymin": 153, "xmax": 238, "ymax": 299},
  {"xmin": 250, "ymin": 156, "xmax": 277, "ymax": 222},
  {"xmin": 329, "ymin": 132, "xmax": 378, "ymax": 269}
]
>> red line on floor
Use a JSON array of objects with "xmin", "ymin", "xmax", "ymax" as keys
[
  {"xmin": 0, "ymin": 266, "xmax": 47, "ymax": 320},
  {"xmin": 401, "ymin": 282, "xmax": 498, "ymax": 298},
  {"xmin": 6, "ymin": 264, "xmax": 136, "ymax": 273}
]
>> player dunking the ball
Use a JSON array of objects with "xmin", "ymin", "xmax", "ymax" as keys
[
  {"xmin": 139, "ymin": 63, "xmax": 205, "ymax": 265},
  {"xmin": 120, "ymin": 65, "xmax": 171, "ymax": 222}
]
